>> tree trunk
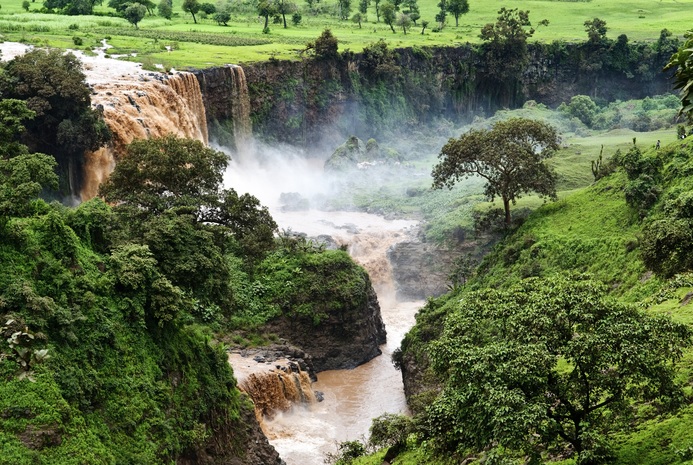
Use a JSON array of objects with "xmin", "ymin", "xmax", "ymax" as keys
[
  {"xmin": 191, "ymin": 11, "xmax": 197, "ymax": 23},
  {"xmin": 503, "ymin": 196, "xmax": 511, "ymax": 227},
  {"xmin": 282, "ymin": 12, "xmax": 287, "ymax": 28},
  {"xmin": 264, "ymin": 14, "xmax": 269, "ymax": 29}
]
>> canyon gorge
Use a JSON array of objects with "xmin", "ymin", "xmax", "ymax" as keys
[{"xmin": 1, "ymin": 37, "xmax": 677, "ymax": 464}]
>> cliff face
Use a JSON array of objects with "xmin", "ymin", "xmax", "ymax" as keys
[
  {"xmin": 264, "ymin": 274, "xmax": 386, "ymax": 372},
  {"xmin": 177, "ymin": 400, "xmax": 283, "ymax": 465},
  {"xmin": 196, "ymin": 42, "xmax": 673, "ymax": 150}
]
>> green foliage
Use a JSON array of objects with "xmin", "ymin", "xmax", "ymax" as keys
[
  {"xmin": 445, "ymin": 0, "xmax": 467, "ymax": 27},
  {"xmin": 380, "ymin": 1, "xmax": 395, "ymax": 32},
  {"xmin": 584, "ymin": 17, "xmax": 608, "ymax": 43},
  {"xmin": 369, "ymin": 413, "xmax": 414, "ymax": 449},
  {"xmin": 0, "ymin": 99, "xmax": 58, "ymax": 219},
  {"xmin": 425, "ymin": 275, "xmax": 691, "ymax": 462},
  {"xmin": 123, "ymin": 2, "xmax": 147, "ymax": 28},
  {"xmin": 666, "ymin": 31, "xmax": 693, "ymax": 121},
  {"xmin": 308, "ymin": 28, "xmax": 339, "ymax": 60},
  {"xmin": 432, "ymin": 118, "xmax": 559, "ymax": 226},
  {"xmin": 255, "ymin": 242, "xmax": 368, "ymax": 326},
  {"xmin": 157, "ymin": 0, "xmax": 172, "ymax": 19},
  {"xmin": 182, "ymin": 0, "xmax": 200, "ymax": 23},
  {"xmin": 100, "ymin": 135, "xmax": 227, "ymax": 214},
  {"xmin": 562, "ymin": 95, "xmax": 599, "ymax": 127},
  {"xmin": 359, "ymin": 39, "xmax": 399, "ymax": 78}
]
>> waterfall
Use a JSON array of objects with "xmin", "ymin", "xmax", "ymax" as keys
[
  {"xmin": 81, "ymin": 71, "xmax": 208, "ymax": 200},
  {"xmin": 231, "ymin": 356, "xmax": 317, "ymax": 437},
  {"xmin": 228, "ymin": 65, "xmax": 252, "ymax": 154}
]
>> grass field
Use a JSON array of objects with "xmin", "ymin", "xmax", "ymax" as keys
[{"xmin": 1, "ymin": 0, "xmax": 692, "ymax": 66}]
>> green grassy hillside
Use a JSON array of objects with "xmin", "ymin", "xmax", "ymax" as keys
[
  {"xmin": 388, "ymin": 134, "xmax": 693, "ymax": 465},
  {"xmin": 0, "ymin": 0, "xmax": 691, "ymax": 65}
]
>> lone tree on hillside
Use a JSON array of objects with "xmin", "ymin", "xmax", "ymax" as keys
[
  {"xmin": 124, "ymin": 2, "xmax": 147, "ymax": 28},
  {"xmin": 427, "ymin": 275, "xmax": 692, "ymax": 463},
  {"xmin": 380, "ymin": 1, "xmax": 396, "ymax": 32},
  {"xmin": 432, "ymin": 118, "xmax": 559, "ymax": 227},
  {"xmin": 446, "ymin": 0, "xmax": 468, "ymax": 27},
  {"xmin": 182, "ymin": 0, "xmax": 200, "ymax": 23}
]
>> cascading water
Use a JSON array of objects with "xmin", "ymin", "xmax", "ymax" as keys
[{"xmin": 81, "ymin": 69, "xmax": 209, "ymax": 199}]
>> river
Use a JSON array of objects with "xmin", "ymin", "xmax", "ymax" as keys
[{"xmin": 225, "ymin": 146, "xmax": 425, "ymax": 465}]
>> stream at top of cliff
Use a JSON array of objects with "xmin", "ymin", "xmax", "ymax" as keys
[{"xmin": 225, "ymin": 146, "xmax": 425, "ymax": 465}]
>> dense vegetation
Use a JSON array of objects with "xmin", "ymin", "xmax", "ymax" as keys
[
  {"xmin": 0, "ymin": 50, "xmax": 376, "ymax": 462},
  {"xmin": 357, "ymin": 128, "xmax": 693, "ymax": 464}
]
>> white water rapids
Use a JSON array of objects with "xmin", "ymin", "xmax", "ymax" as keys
[{"xmin": 225, "ymin": 147, "xmax": 425, "ymax": 464}]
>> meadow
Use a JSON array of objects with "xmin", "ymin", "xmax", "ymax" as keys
[{"xmin": 0, "ymin": 0, "xmax": 692, "ymax": 66}]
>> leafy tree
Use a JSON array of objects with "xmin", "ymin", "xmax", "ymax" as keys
[
  {"xmin": 0, "ymin": 49, "xmax": 110, "ymax": 195},
  {"xmin": 257, "ymin": 0, "xmax": 275, "ymax": 30},
  {"xmin": 358, "ymin": 0, "xmax": 368, "ymax": 14},
  {"xmin": 380, "ymin": 1, "xmax": 395, "ymax": 32},
  {"xmin": 157, "ymin": 0, "xmax": 172, "ymax": 19},
  {"xmin": 44, "ymin": 0, "xmax": 100, "ymax": 15},
  {"xmin": 351, "ymin": 11, "xmax": 365, "ymax": 28},
  {"xmin": 584, "ymin": 17, "xmax": 607, "ymax": 44},
  {"xmin": 665, "ymin": 31, "xmax": 693, "ymax": 120},
  {"xmin": 291, "ymin": 11, "xmax": 301, "ymax": 25},
  {"xmin": 359, "ymin": 39, "xmax": 399, "ymax": 77},
  {"xmin": 274, "ymin": 0, "xmax": 296, "ymax": 27},
  {"xmin": 22, "ymin": 1, "xmax": 30, "ymax": 11},
  {"xmin": 445, "ymin": 0, "xmax": 467, "ymax": 27},
  {"xmin": 432, "ymin": 118, "xmax": 559, "ymax": 227},
  {"xmin": 478, "ymin": 8, "xmax": 536, "ymax": 102},
  {"xmin": 426, "ymin": 275, "xmax": 692, "ymax": 462},
  {"xmin": 182, "ymin": 0, "xmax": 200, "ymax": 22},
  {"xmin": 401, "ymin": 0, "xmax": 418, "ymax": 24},
  {"xmin": 199, "ymin": 1, "xmax": 214, "ymax": 13},
  {"xmin": 420, "ymin": 19, "xmax": 428, "ymax": 34},
  {"xmin": 214, "ymin": 10, "xmax": 231, "ymax": 25},
  {"xmin": 396, "ymin": 12, "xmax": 410, "ymax": 34},
  {"xmin": 336, "ymin": 0, "xmax": 351, "ymax": 20},
  {"xmin": 101, "ymin": 135, "xmax": 276, "ymax": 292},
  {"xmin": 123, "ymin": 2, "xmax": 147, "ymax": 28},
  {"xmin": 562, "ymin": 94, "xmax": 599, "ymax": 127},
  {"xmin": 0, "ymin": 99, "xmax": 58, "ymax": 218},
  {"xmin": 100, "ymin": 136, "xmax": 227, "ymax": 215},
  {"xmin": 435, "ymin": 0, "xmax": 445, "ymax": 27},
  {"xmin": 306, "ymin": 29, "xmax": 339, "ymax": 60}
]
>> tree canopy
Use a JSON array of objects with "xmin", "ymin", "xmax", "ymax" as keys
[
  {"xmin": 665, "ymin": 31, "xmax": 693, "ymax": 120},
  {"xmin": 100, "ymin": 135, "xmax": 277, "ymax": 271},
  {"xmin": 425, "ymin": 275, "xmax": 692, "ymax": 463},
  {"xmin": 0, "ymin": 99, "xmax": 58, "ymax": 218},
  {"xmin": 431, "ymin": 118, "xmax": 559, "ymax": 226},
  {"xmin": 0, "ymin": 49, "xmax": 110, "ymax": 196}
]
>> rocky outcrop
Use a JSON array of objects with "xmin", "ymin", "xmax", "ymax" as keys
[
  {"xmin": 388, "ymin": 241, "xmax": 451, "ymax": 300},
  {"xmin": 177, "ymin": 400, "xmax": 284, "ymax": 465},
  {"xmin": 263, "ymin": 275, "xmax": 386, "ymax": 372}
]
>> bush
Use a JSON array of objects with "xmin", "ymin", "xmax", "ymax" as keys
[
  {"xmin": 641, "ymin": 217, "xmax": 693, "ymax": 277},
  {"xmin": 72, "ymin": 36, "xmax": 83, "ymax": 46}
]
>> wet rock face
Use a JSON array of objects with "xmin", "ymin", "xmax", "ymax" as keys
[
  {"xmin": 388, "ymin": 241, "xmax": 451, "ymax": 300},
  {"xmin": 264, "ymin": 275, "xmax": 386, "ymax": 372}
]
